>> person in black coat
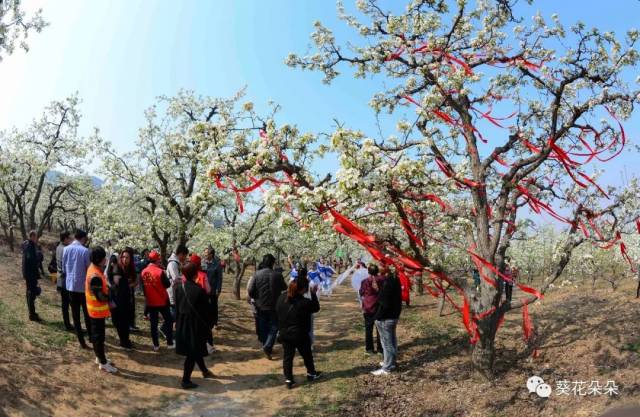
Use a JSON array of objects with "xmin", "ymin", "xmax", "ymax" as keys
[
  {"xmin": 276, "ymin": 269, "xmax": 322, "ymax": 389},
  {"xmin": 249, "ymin": 253, "xmax": 287, "ymax": 359},
  {"xmin": 22, "ymin": 230, "xmax": 41, "ymax": 322},
  {"xmin": 372, "ymin": 270, "xmax": 402, "ymax": 376},
  {"xmin": 107, "ymin": 248, "xmax": 135, "ymax": 349},
  {"xmin": 175, "ymin": 261, "xmax": 215, "ymax": 389}
]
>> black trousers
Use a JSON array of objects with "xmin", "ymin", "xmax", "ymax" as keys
[
  {"xmin": 129, "ymin": 291, "xmax": 136, "ymax": 327},
  {"xmin": 70, "ymin": 291, "xmax": 91, "ymax": 346},
  {"xmin": 364, "ymin": 313, "xmax": 382, "ymax": 353},
  {"xmin": 25, "ymin": 279, "xmax": 38, "ymax": 318},
  {"xmin": 282, "ymin": 337, "xmax": 316, "ymax": 382},
  {"xmin": 58, "ymin": 287, "xmax": 72, "ymax": 328},
  {"xmin": 505, "ymin": 283, "xmax": 513, "ymax": 303},
  {"xmin": 111, "ymin": 307, "xmax": 131, "ymax": 346},
  {"xmin": 91, "ymin": 317, "xmax": 107, "ymax": 364},
  {"xmin": 183, "ymin": 355, "xmax": 208, "ymax": 383},
  {"xmin": 148, "ymin": 305, "xmax": 173, "ymax": 347}
]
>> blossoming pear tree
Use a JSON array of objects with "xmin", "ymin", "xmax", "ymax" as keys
[
  {"xmin": 95, "ymin": 91, "xmax": 254, "ymax": 259},
  {"xmin": 0, "ymin": 0, "xmax": 46, "ymax": 61},
  {"xmin": 0, "ymin": 95, "xmax": 94, "ymax": 246},
  {"xmin": 208, "ymin": 0, "xmax": 640, "ymax": 373}
]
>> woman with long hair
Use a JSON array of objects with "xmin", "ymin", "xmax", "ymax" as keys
[
  {"xmin": 276, "ymin": 269, "xmax": 322, "ymax": 389},
  {"xmin": 175, "ymin": 261, "xmax": 215, "ymax": 389},
  {"xmin": 107, "ymin": 247, "xmax": 136, "ymax": 349}
]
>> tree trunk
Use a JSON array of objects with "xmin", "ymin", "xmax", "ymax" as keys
[
  {"xmin": 470, "ymin": 271, "xmax": 502, "ymax": 375},
  {"xmin": 416, "ymin": 272, "xmax": 424, "ymax": 296},
  {"xmin": 232, "ymin": 261, "xmax": 248, "ymax": 300},
  {"xmin": 8, "ymin": 226, "xmax": 15, "ymax": 252},
  {"xmin": 159, "ymin": 241, "xmax": 168, "ymax": 264},
  {"xmin": 471, "ymin": 322, "xmax": 497, "ymax": 376},
  {"xmin": 437, "ymin": 292, "xmax": 446, "ymax": 316}
]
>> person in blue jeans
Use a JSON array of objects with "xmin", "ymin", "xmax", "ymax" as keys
[
  {"xmin": 248, "ymin": 254, "xmax": 287, "ymax": 359},
  {"xmin": 372, "ymin": 270, "xmax": 402, "ymax": 376}
]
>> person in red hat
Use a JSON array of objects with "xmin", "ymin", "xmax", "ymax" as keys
[
  {"xmin": 188, "ymin": 254, "xmax": 216, "ymax": 354},
  {"xmin": 141, "ymin": 250, "xmax": 174, "ymax": 351}
]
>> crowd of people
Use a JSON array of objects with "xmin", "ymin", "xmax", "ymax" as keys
[{"xmin": 20, "ymin": 229, "xmax": 405, "ymax": 389}]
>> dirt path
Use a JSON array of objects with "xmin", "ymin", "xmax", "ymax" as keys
[{"xmin": 0, "ymin": 245, "xmax": 365, "ymax": 417}]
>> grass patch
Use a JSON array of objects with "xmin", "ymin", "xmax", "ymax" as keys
[
  {"xmin": 622, "ymin": 342, "xmax": 640, "ymax": 352},
  {"xmin": 0, "ymin": 298, "xmax": 73, "ymax": 349},
  {"xmin": 0, "ymin": 299, "xmax": 24, "ymax": 338}
]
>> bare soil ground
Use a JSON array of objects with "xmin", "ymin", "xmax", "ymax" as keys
[{"xmin": 1, "ymin": 243, "xmax": 640, "ymax": 417}]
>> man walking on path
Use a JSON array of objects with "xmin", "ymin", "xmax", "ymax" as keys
[
  {"xmin": 22, "ymin": 230, "xmax": 42, "ymax": 322},
  {"xmin": 63, "ymin": 229, "xmax": 92, "ymax": 348},
  {"xmin": 56, "ymin": 231, "xmax": 73, "ymax": 330},
  {"xmin": 249, "ymin": 253, "xmax": 287, "ymax": 359}
]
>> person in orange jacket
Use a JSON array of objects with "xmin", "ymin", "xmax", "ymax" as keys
[{"xmin": 85, "ymin": 246, "xmax": 117, "ymax": 373}]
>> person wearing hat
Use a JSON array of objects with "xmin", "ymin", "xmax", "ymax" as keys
[{"xmin": 141, "ymin": 250, "xmax": 174, "ymax": 351}]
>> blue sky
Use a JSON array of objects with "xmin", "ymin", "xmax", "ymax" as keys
[{"xmin": 0, "ymin": 0, "xmax": 638, "ymax": 185}]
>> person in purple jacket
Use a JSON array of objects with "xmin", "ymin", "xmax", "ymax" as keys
[{"xmin": 359, "ymin": 263, "xmax": 383, "ymax": 355}]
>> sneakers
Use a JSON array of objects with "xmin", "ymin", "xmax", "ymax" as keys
[
  {"xmin": 207, "ymin": 343, "xmax": 216, "ymax": 354},
  {"xmin": 285, "ymin": 380, "xmax": 296, "ymax": 389},
  {"xmin": 364, "ymin": 350, "xmax": 375, "ymax": 356},
  {"xmin": 152, "ymin": 345, "xmax": 160, "ymax": 352},
  {"xmin": 378, "ymin": 360, "xmax": 399, "ymax": 368},
  {"xmin": 181, "ymin": 380, "xmax": 198, "ymax": 390},
  {"xmin": 29, "ymin": 314, "xmax": 42, "ymax": 322},
  {"xmin": 371, "ymin": 368, "xmax": 390, "ymax": 376},
  {"xmin": 95, "ymin": 358, "xmax": 114, "ymax": 366},
  {"xmin": 129, "ymin": 325, "xmax": 141, "ymax": 333},
  {"xmin": 202, "ymin": 370, "xmax": 215, "ymax": 379},
  {"xmin": 307, "ymin": 372, "xmax": 322, "ymax": 382},
  {"xmin": 167, "ymin": 343, "xmax": 175, "ymax": 349},
  {"xmin": 99, "ymin": 362, "xmax": 118, "ymax": 373}
]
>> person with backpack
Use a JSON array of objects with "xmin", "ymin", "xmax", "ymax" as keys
[
  {"xmin": 141, "ymin": 250, "xmax": 174, "ymax": 351},
  {"xmin": 248, "ymin": 254, "xmax": 287, "ymax": 359},
  {"xmin": 276, "ymin": 269, "xmax": 322, "ymax": 389},
  {"xmin": 166, "ymin": 245, "xmax": 189, "ymax": 320},
  {"xmin": 175, "ymin": 261, "xmax": 215, "ymax": 389}
]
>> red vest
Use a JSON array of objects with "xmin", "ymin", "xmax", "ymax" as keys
[{"xmin": 141, "ymin": 263, "xmax": 169, "ymax": 307}]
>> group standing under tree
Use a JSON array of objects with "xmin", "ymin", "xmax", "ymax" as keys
[{"xmin": 21, "ymin": 230, "xmax": 405, "ymax": 388}]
